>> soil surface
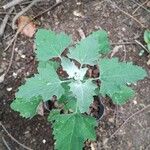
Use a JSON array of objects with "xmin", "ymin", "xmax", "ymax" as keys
[{"xmin": 0, "ymin": 0, "xmax": 150, "ymax": 150}]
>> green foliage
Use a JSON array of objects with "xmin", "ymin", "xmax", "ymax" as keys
[
  {"xmin": 48, "ymin": 110, "xmax": 97, "ymax": 150},
  {"xmin": 61, "ymin": 57, "xmax": 87, "ymax": 80},
  {"xmin": 35, "ymin": 29, "xmax": 71, "ymax": 61},
  {"xmin": 68, "ymin": 30, "xmax": 110, "ymax": 65},
  {"xmin": 11, "ymin": 97, "xmax": 41, "ymax": 118},
  {"xmin": 16, "ymin": 63, "xmax": 64, "ymax": 101},
  {"xmin": 11, "ymin": 29, "xmax": 147, "ymax": 150},
  {"xmin": 111, "ymin": 86, "xmax": 135, "ymax": 105},
  {"xmin": 58, "ymin": 83, "xmax": 77, "ymax": 112},
  {"xmin": 69, "ymin": 80, "xmax": 97, "ymax": 113},
  {"xmin": 99, "ymin": 58, "xmax": 146, "ymax": 104},
  {"xmin": 144, "ymin": 30, "xmax": 150, "ymax": 52}
]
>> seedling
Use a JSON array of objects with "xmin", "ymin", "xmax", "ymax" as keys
[{"xmin": 11, "ymin": 29, "xmax": 147, "ymax": 150}]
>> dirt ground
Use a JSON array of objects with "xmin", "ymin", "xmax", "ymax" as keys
[{"xmin": 0, "ymin": 0, "xmax": 150, "ymax": 150}]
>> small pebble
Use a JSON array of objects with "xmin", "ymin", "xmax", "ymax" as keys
[
  {"xmin": 21, "ymin": 54, "xmax": 26, "ymax": 58},
  {"xmin": 108, "ymin": 117, "xmax": 114, "ymax": 123},
  {"xmin": 13, "ymin": 72, "xmax": 17, "ymax": 78},
  {"xmin": 147, "ymin": 59, "xmax": 150, "ymax": 65},
  {"xmin": 73, "ymin": 10, "xmax": 83, "ymax": 17},
  {"xmin": 77, "ymin": 2, "xmax": 81, "ymax": 5},
  {"xmin": 26, "ymin": 72, "xmax": 30, "ymax": 76},
  {"xmin": 6, "ymin": 87, "xmax": 12, "ymax": 91},
  {"xmin": 56, "ymin": 0, "xmax": 62, "ymax": 3},
  {"xmin": 122, "ymin": 27, "xmax": 126, "ymax": 31},
  {"xmin": 133, "ymin": 100, "xmax": 137, "ymax": 105},
  {"xmin": 138, "ymin": 50, "xmax": 144, "ymax": 56},
  {"xmin": 42, "ymin": 139, "xmax": 46, "ymax": 144},
  {"xmin": 15, "ymin": 48, "xmax": 18, "ymax": 51}
]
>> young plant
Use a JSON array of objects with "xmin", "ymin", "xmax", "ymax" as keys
[{"xmin": 11, "ymin": 29, "xmax": 147, "ymax": 150}]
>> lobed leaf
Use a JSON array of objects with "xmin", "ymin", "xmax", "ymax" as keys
[
  {"xmin": 91, "ymin": 30, "xmax": 110, "ymax": 54},
  {"xmin": 99, "ymin": 58, "xmax": 147, "ymax": 104},
  {"xmin": 69, "ymin": 80, "xmax": 97, "ymax": 112},
  {"xmin": 16, "ymin": 63, "xmax": 64, "ymax": 101},
  {"xmin": 68, "ymin": 30, "xmax": 110, "ymax": 65},
  {"xmin": 35, "ymin": 29, "xmax": 71, "ymax": 61},
  {"xmin": 11, "ymin": 97, "xmax": 41, "ymax": 118},
  {"xmin": 48, "ymin": 110, "xmax": 97, "ymax": 150}
]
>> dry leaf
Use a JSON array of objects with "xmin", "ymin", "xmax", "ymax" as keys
[
  {"xmin": 77, "ymin": 28, "xmax": 85, "ymax": 39},
  {"xmin": 37, "ymin": 102, "xmax": 44, "ymax": 116},
  {"xmin": 17, "ymin": 16, "xmax": 36, "ymax": 38},
  {"xmin": 73, "ymin": 10, "xmax": 84, "ymax": 17},
  {"xmin": 111, "ymin": 45, "xmax": 122, "ymax": 58}
]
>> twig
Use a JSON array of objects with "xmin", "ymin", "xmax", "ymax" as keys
[
  {"xmin": 107, "ymin": 0, "xmax": 146, "ymax": 28},
  {"xmin": 135, "ymin": 40, "xmax": 149, "ymax": 53},
  {"xmin": 3, "ymin": 33, "xmax": 14, "ymax": 40},
  {"xmin": 131, "ymin": 0, "xmax": 150, "ymax": 13},
  {"xmin": 132, "ymin": 0, "xmax": 148, "ymax": 15},
  {"xmin": 2, "ymin": 137, "xmax": 11, "ymax": 150},
  {"xmin": 33, "ymin": 0, "xmax": 62, "ymax": 19},
  {"xmin": 111, "ymin": 41, "xmax": 136, "ymax": 45},
  {"xmin": 0, "ymin": 7, "xmax": 14, "ymax": 37},
  {"xmin": 12, "ymin": 0, "xmax": 42, "ymax": 29},
  {"xmin": 109, "ymin": 104, "xmax": 150, "ymax": 139},
  {"xmin": 2, "ymin": 0, "xmax": 24, "ymax": 10},
  {"xmin": 116, "ymin": 5, "xmax": 146, "ymax": 28},
  {"xmin": 4, "ymin": 31, "xmax": 19, "ymax": 52},
  {"xmin": 122, "ymin": 44, "xmax": 127, "ymax": 61},
  {"xmin": 0, "ymin": 12, "xmax": 17, "ymax": 15},
  {"xmin": 0, "ymin": 18, "xmax": 12, "ymax": 28},
  {"xmin": 0, "ymin": 122, "xmax": 33, "ymax": 150},
  {"xmin": 4, "ymin": 38, "xmax": 17, "ymax": 77}
]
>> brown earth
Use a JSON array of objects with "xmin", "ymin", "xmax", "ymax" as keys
[{"xmin": 0, "ymin": 0, "xmax": 150, "ymax": 150}]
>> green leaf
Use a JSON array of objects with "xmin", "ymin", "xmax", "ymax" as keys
[
  {"xmin": 144, "ymin": 30, "xmax": 150, "ymax": 44},
  {"xmin": 38, "ymin": 60, "xmax": 60, "ymax": 70},
  {"xmin": 59, "ymin": 83, "xmax": 77, "ymax": 112},
  {"xmin": 68, "ymin": 30, "xmax": 110, "ymax": 65},
  {"xmin": 48, "ymin": 109, "xmax": 60, "ymax": 121},
  {"xmin": 16, "ymin": 63, "xmax": 64, "ymax": 101},
  {"xmin": 59, "ymin": 94, "xmax": 77, "ymax": 112},
  {"xmin": 35, "ymin": 29, "xmax": 71, "ymax": 61},
  {"xmin": 61, "ymin": 57, "xmax": 87, "ymax": 80},
  {"xmin": 148, "ymin": 44, "xmax": 150, "ymax": 51},
  {"xmin": 11, "ymin": 97, "xmax": 41, "ymax": 118},
  {"xmin": 90, "ymin": 30, "xmax": 110, "ymax": 54},
  {"xmin": 48, "ymin": 111, "xmax": 97, "ymax": 150},
  {"xmin": 99, "ymin": 58, "xmax": 147, "ymax": 104},
  {"xmin": 111, "ymin": 86, "xmax": 135, "ymax": 105},
  {"xmin": 69, "ymin": 80, "xmax": 97, "ymax": 112}
]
